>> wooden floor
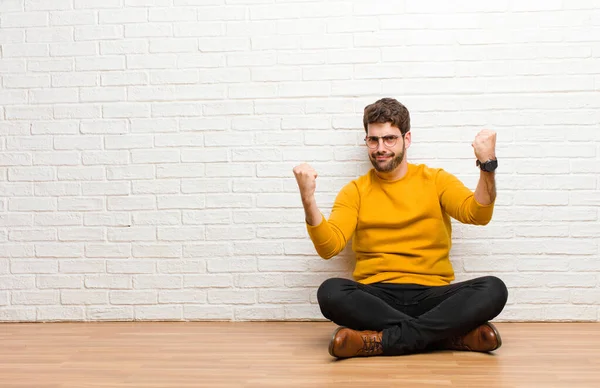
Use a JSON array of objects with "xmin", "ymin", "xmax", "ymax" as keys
[{"xmin": 1, "ymin": 322, "xmax": 598, "ymax": 387}]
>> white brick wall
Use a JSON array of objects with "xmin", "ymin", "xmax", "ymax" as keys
[{"xmin": 1, "ymin": 0, "xmax": 599, "ymax": 322}]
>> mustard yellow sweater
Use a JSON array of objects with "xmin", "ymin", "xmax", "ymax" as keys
[{"xmin": 306, "ymin": 163, "xmax": 494, "ymax": 286}]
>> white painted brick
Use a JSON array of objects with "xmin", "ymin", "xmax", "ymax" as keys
[
  {"xmin": 0, "ymin": 0, "xmax": 24, "ymax": 12},
  {"xmin": 55, "ymin": 104, "xmax": 102, "ymax": 119},
  {"xmin": 99, "ymin": 9, "xmax": 147, "ymax": 24},
  {"xmin": 33, "ymin": 152, "xmax": 80, "ymax": 166},
  {"xmin": 58, "ymin": 227, "xmax": 104, "ymax": 242},
  {"xmin": 0, "ymin": 292, "xmax": 7, "ymax": 306},
  {"xmin": 0, "ymin": 153, "xmax": 32, "ymax": 166},
  {"xmin": 127, "ymin": 54, "xmax": 177, "ymax": 69},
  {"xmin": 1, "ymin": 12, "xmax": 48, "ymax": 28},
  {"xmin": 235, "ymin": 306, "xmax": 285, "ymax": 321},
  {"xmin": 135, "ymin": 305, "xmax": 182, "ymax": 320},
  {"xmin": 156, "ymin": 164, "xmax": 205, "ymax": 179},
  {"xmin": 86, "ymin": 243, "xmax": 131, "ymax": 259},
  {"xmin": 131, "ymin": 180, "xmax": 177, "ymax": 195},
  {"xmin": 231, "ymin": 179, "xmax": 280, "ymax": 193},
  {"xmin": 134, "ymin": 275, "xmax": 182, "ymax": 289},
  {"xmin": 0, "ymin": 89, "xmax": 27, "ymax": 105},
  {"xmin": 103, "ymin": 103, "xmax": 150, "ymax": 118},
  {"xmin": 206, "ymin": 226, "xmax": 254, "ymax": 241},
  {"xmin": 108, "ymin": 196, "xmax": 155, "ymax": 211},
  {"xmin": 50, "ymin": 11, "xmax": 96, "ymax": 26},
  {"xmin": 52, "ymin": 73, "xmax": 98, "ymax": 88},
  {"xmin": 35, "ymin": 243, "xmax": 83, "ymax": 258},
  {"xmin": 199, "ymin": 37, "xmax": 249, "ymax": 52},
  {"xmin": 183, "ymin": 243, "xmax": 231, "ymax": 259},
  {"xmin": 233, "ymin": 209, "xmax": 303, "ymax": 224},
  {"xmin": 2, "ymin": 43, "xmax": 49, "ymax": 57},
  {"xmin": 85, "ymin": 275, "xmax": 131, "ymax": 289},
  {"xmin": 183, "ymin": 274, "xmax": 233, "ymax": 290},
  {"xmin": 183, "ymin": 209, "xmax": 230, "ymax": 225},
  {"xmin": 35, "ymin": 213, "xmax": 82, "ymax": 226},
  {"xmin": 0, "ymin": 123, "xmax": 30, "ymax": 136},
  {"xmin": 157, "ymin": 195, "xmax": 206, "ymax": 210},
  {"xmin": 106, "ymin": 135, "xmax": 153, "ymax": 150},
  {"xmin": 158, "ymin": 227, "xmax": 204, "ymax": 242},
  {"xmin": 106, "ymin": 226, "xmax": 155, "ymax": 242},
  {"xmin": 75, "ymin": 25, "xmax": 123, "ymax": 41},
  {"xmin": 110, "ymin": 290, "xmax": 156, "ymax": 305},
  {"xmin": 9, "ymin": 229, "xmax": 56, "ymax": 242},
  {"xmin": 102, "ymin": 71, "xmax": 148, "ymax": 86},
  {"xmin": 37, "ymin": 307, "xmax": 85, "ymax": 321},
  {"xmin": 5, "ymin": 106, "xmax": 53, "ymax": 120},
  {"xmin": 158, "ymin": 260, "xmax": 205, "ymax": 274},
  {"xmin": 61, "ymin": 290, "xmax": 108, "ymax": 305},
  {"xmin": 84, "ymin": 213, "xmax": 130, "ymax": 227},
  {"xmin": 50, "ymin": 42, "xmax": 96, "ymax": 57},
  {"xmin": 150, "ymin": 70, "xmax": 199, "ymax": 84},
  {"xmin": 208, "ymin": 289, "xmax": 255, "ymax": 304},
  {"xmin": 8, "ymin": 167, "xmax": 55, "ymax": 182},
  {"xmin": 0, "ymin": 308, "xmax": 36, "ymax": 322},
  {"xmin": 11, "ymin": 259, "xmax": 57, "ymax": 274},
  {"xmin": 58, "ymin": 198, "xmax": 103, "ymax": 212},
  {"xmin": 205, "ymin": 194, "xmax": 252, "ymax": 208},
  {"xmin": 149, "ymin": 7, "xmax": 197, "ymax": 21},
  {"xmin": 26, "ymin": 26, "xmax": 72, "ymax": 43},
  {"xmin": 101, "ymin": 40, "xmax": 148, "ymax": 55},
  {"xmin": 106, "ymin": 166, "xmax": 154, "ymax": 180},
  {"xmin": 206, "ymin": 257, "xmax": 256, "ymax": 273},
  {"xmin": 12, "ymin": 291, "xmax": 59, "ymax": 305},
  {"xmin": 4, "ymin": 74, "xmax": 50, "ymax": 88},
  {"xmin": 181, "ymin": 149, "xmax": 228, "ymax": 163},
  {"xmin": 107, "ymin": 260, "xmax": 155, "ymax": 274},
  {"xmin": 184, "ymin": 305, "xmax": 233, "ymax": 320},
  {"xmin": 126, "ymin": 23, "xmax": 173, "ymax": 38},
  {"xmin": 87, "ymin": 306, "xmax": 134, "ymax": 321},
  {"xmin": 130, "ymin": 118, "xmax": 177, "ymax": 133},
  {"xmin": 32, "ymin": 121, "xmax": 78, "ymax": 135},
  {"xmin": 74, "ymin": 0, "xmax": 121, "ymax": 8},
  {"xmin": 126, "ymin": 0, "xmax": 171, "ymax": 6},
  {"xmin": 38, "ymin": 275, "xmax": 84, "ymax": 289},
  {"xmin": 0, "ymin": 276, "xmax": 35, "ymax": 290},
  {"xmin": 133, "ymin": 243, "xmax": 182, "ymax": 258},
  {"xmin": 177, "ymin": 53, "xmax": 225, "ymax": 69},
  {"xmin": 76, "ymin": 56, "xmax": 125, "ymax": 71},
  {"xmin": 159, "ymin": 290, "xmax": 206, "ymax": 304},
  {"xmin": 82, "ymin": 151, "xmax": 129, "ymax": 166},
  {"xmin": 0, "ymin": 214, "xmax": 33, "ymax": 227},
  {"xmin": 151, "ymin": 103, "xmax": 203, "ymax": 117},
  {"xmin": 57, "ymin": 166, "xmax": 104, "ymax": 181}
]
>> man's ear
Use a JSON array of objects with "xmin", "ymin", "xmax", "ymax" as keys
[{"xmin": 404, "ymin": 131, "xmax": 412, "ymax": 149}]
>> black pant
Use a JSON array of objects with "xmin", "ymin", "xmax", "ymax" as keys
[{"xmin": 317, "ymin": 276, "xmax": 508, "ymax": 356}]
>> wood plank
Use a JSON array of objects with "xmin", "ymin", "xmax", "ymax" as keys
[{"xmin": 0, "ymin": 322, "xmax": 599, "ymax": 387}]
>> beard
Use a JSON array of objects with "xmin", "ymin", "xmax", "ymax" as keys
[{"xmin": 369, "ymin": 140, "xmax": 405, "ymax": 173}]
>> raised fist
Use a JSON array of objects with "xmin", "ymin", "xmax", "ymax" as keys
[
  {"xmin": 472, "ymin": 129, "xmax": 497, "ymax": 162},
  {"xmin": 293, "ymin": 163, "xmax": 318, "ymax": 200}
]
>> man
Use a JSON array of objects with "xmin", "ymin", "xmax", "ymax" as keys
[{"xmin": 292, "ymin": 98, "xmax": 508, "ymax": 359}]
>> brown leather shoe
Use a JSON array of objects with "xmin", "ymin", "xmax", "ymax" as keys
[
  {"xmin": 328, "ymin": 327, "xmax": 384, "ymax": 358},
  {"xmin": 443, "ymin": 322, "xmax": 502, "ymax": 352}
]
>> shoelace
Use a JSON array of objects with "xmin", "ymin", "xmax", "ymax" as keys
[{"xmin": 361, "ymin": 335, "xmax": 382, "ymax": 354}]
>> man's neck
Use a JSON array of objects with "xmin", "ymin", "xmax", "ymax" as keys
[{"xmin": 374, "ymin": 161, "xmax": 409, "ymax": 181}]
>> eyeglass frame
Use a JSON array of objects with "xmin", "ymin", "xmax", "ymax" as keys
[{"xmin": 364, "ymin": 132, "xmax": 408, "ymax": 149}]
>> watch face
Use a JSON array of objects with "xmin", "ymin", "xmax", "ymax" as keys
[{"xmin": 484, "ymin": 160, "xmax": 498, "ymax": 171}]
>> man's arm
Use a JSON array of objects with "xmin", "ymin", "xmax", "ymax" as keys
[
  {"xmin": 293, "ymin": 163, "xmax": 358, "ymax": 259},
  {"xmin": 474, "ymin": 170, "xmax": 496, "ymax": 206}
]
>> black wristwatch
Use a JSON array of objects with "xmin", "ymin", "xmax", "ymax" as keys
[{"xmin": 476, "ymin": 159, "xmax": 498, "ymax": 172}]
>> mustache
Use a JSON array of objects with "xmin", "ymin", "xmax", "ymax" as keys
[{"xmin": 372, "ymin": 152, "xmax": 394, "ymax": 157}]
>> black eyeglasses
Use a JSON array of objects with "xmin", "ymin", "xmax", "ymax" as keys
[{"xmin": 364, "ymin": 134, "xmax": 405, "ymax": 149}]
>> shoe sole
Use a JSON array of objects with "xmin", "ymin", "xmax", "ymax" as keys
[
  {"xmin": 485, "ymin": 322, "xmax": 502, "ymax": 351},
  {"xmin": 328, "ymin": 327, "xmax": 345, "ymax": 358}
]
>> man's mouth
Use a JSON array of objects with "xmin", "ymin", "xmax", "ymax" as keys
[{"xmin": 374, "ymin": 154, "xmax": 392, "ymax": 161}]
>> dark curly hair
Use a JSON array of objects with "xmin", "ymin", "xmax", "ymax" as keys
[{"xmin": 363, "ymin": 98, "xmax": 410, "ymax": 135}]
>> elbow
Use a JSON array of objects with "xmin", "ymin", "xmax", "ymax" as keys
[{"xmin": 316, "ymin": 247, "xmax": 338, "ymax": 260}]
